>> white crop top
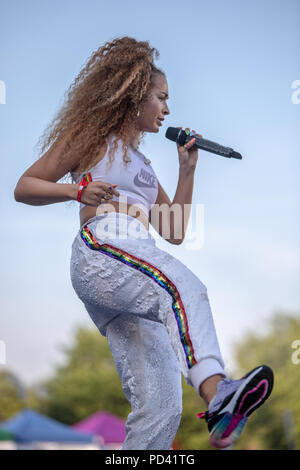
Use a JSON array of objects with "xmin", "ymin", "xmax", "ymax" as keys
[{"xmin": 71, "ymin": 134, "xmax": 158, "ymax": 215}]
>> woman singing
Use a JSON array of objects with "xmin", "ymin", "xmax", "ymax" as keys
[{"xmin": 14, "ymin": 36, "xmax": 274, "ymax": 450}]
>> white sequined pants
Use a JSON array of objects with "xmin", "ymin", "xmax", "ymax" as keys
[{"xmin": 70, "ymin": 212, "xmax": 226, "ymax": 450}]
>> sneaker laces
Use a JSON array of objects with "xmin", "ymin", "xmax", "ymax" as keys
[
  {"xmin": 222, "ymin": 378, "xmax": 235, "ymax": 385},
  {"xmin": 196, "ymin": 377, "xmax": 244, "ymax": 419}
]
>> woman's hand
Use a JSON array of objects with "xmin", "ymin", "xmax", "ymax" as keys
[
  {"xmin": 80, "ymin": 181, "xmax": 120, "ymax": 207},
  {"xmin": 176, "ymin": 127, "xmax": 203, "ymax": 172}
]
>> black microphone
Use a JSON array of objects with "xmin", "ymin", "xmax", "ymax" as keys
[{"xmin": 165, "ymin": 127, "xmax": 242, "ymax": 159}]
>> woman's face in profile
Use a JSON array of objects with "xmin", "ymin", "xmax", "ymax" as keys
[{"xmin": 138, "ymin": 74, "xmax": 170, "ymax": 133}]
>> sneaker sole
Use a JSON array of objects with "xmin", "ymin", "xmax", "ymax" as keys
[{"xmin": 209, "ymin": 364, "xmax": 274, "ymax": 448}]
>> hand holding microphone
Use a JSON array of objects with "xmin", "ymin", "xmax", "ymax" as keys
[
  {"xmin": 166, "ymin": 126, "xmax": 243, "ymax": 160},
  {"xmin": 176, "ymin": 127, "xmax": 203, "ymax": 171}
]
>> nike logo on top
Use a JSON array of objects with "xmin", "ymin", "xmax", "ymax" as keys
[{"xmin": 134, "ymin": 168, "xmax": 157, "ymax": 188}]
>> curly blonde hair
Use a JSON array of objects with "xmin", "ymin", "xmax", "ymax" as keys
[{"xmin": 34, "ymin": 36, "xmax": 165, "ymax": 184}]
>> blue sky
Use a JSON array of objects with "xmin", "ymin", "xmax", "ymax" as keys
[{"xmin": 1, "ymin": 0, "xmax": 299, "ymax": 386}]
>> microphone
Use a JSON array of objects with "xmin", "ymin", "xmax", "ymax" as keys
[{"xmin": 165, "ymin": 127, "xmax": 242, "ymax": 159}]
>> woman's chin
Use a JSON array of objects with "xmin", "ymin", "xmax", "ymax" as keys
[{"xmin": 142, "ymin": 123, "xmax": 160, "ymax": 133}]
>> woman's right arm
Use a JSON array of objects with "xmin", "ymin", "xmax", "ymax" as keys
[
  {"xmin": 14, "ymin": 135, "xmax": 120, "ymax": 206},
  {"xmin": 14, "ymin": 176, "xmax": 78, "ymax": 206},
  {"xmin": 14, "ymin": 133, "xmax": 81, "ymax": 206}
]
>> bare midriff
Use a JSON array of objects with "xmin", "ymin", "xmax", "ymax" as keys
[{"xmin": 79, "ymin": 201, "xmax": 150, "ymax": 231}]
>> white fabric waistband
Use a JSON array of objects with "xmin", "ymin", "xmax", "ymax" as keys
[{"xmin": 80, "ymin": 212, "xmax": 155, "ymax": 242}]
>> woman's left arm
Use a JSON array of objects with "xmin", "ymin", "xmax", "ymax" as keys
[
  {"xmin": 150, "ymin": 128, "xmax": 201, "ymax": 244},
  {"xmin": 170, "ymin": 164, "xmax": 196, "ymax": 244}
]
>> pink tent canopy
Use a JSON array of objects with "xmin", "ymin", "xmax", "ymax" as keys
[{"xmin": 72, "ymin": 411, "xmax": 126, "ymax": 444}]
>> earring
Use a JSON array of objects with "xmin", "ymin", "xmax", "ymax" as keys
[{"xmin": 137, "ymin": 110, "xmax": 140, "ymax": 117}]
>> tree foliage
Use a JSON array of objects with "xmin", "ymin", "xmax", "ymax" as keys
[
  {"xmin": 32, "ymin": 326, "xmax": 131, "ymax": 424},
  {"xmin": 1, "ymin": 310, "xmax": 299, "ymax": 450},
  {"xmin": 0, "ymin": 370, "xmax": 26, "ymax": 422},
  {"xmin": 228, "ymin": 310, "xmax": 300, "ymax": 450}
]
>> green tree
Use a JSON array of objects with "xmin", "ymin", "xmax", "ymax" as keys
[
  {"xmin": 20, "ymin": 310, "xmax": 300, "ymax": 450},
  {"xmin": 33, "ymin": 325, "xmax": 131, "ymax": 425},
  {"xmin": 229, "ymin": 310, "xmax": 300, "ymax": 450},
  {"xmin": 175, "ymin": 310, "xmax": 300, "ymax": 450},
  {"xmin": 0, "ymin": 370, "xmax": 27, "ymax": 421}
]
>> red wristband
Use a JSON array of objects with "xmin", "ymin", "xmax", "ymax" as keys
[{"xmin": 77, "ymin": 172, "xmax": 93, "ymax": 202}]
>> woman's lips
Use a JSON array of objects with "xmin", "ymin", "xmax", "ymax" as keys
[{"xmin": 157, "ymin": 119, "xmax": 162, "ymax": 126}]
